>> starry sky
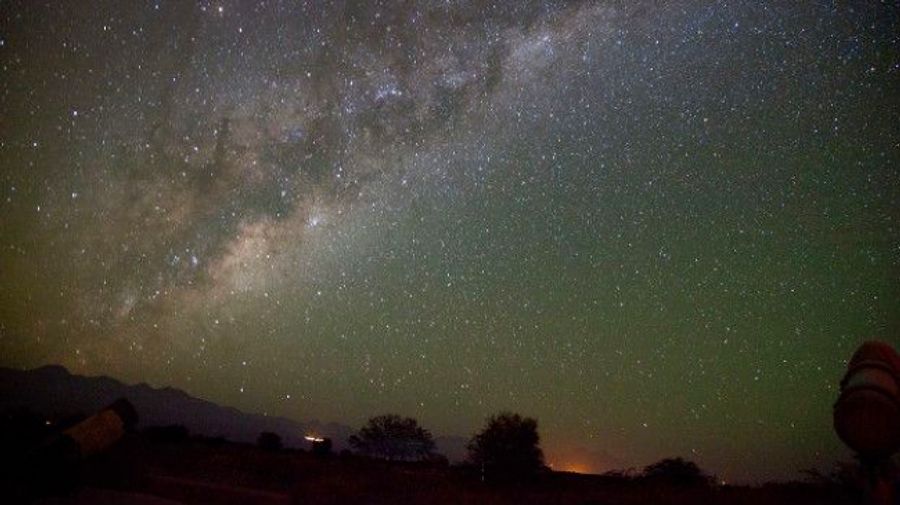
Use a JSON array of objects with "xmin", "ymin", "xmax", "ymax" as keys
[{"xmin": 1, "ymin": 0, "xmax": 899, "ymax": 483}]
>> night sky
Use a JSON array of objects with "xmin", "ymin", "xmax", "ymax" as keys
[{"xmin": 1, "ymin": 0, "xmax": 899, "ymax": 483}]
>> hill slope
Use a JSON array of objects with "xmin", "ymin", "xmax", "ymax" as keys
[{"xmin": 0, "ymin": 365, "xmax": 352, "ymax": 449}]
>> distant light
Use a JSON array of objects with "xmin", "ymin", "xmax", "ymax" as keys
[
  {"xmin": 558, "ymin": 462, "xmax": 591, "ymax": 474},
  {"xmin": 305, "ymin": 435, "xmax": 325, "ymax": 443}
]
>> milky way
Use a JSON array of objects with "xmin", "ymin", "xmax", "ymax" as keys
[{"xmin": 1, "ymin": 1, "xmax": 898, "ymax": 481}]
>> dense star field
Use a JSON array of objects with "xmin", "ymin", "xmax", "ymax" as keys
[{"xmin": 1, "ymin": 0, "xmax": 898, "ymax": 482}]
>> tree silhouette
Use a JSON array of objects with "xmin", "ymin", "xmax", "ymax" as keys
[
  {"xmin": 257, "ymin": 431, "xmax": 282, "ymax": 452},
  {"xmin": 467, "ymin": 412, "xmax": 545, "ymax": 482},
  {"xmin": 642, "ymin": 457, "xmax": 712, "ymax": 486},
  {"xmin": 348, "ymin": 414, "xmax": 436, "ymax": 461},
  {"xmin": 311, "ymin": 437, "xmax": 332, "ymax": 457}
]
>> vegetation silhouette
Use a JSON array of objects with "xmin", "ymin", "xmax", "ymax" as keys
[
  {"xmin": 641, "ymin": 457, "xmax": 712, "ymax": 486},
  {"xmin": 467, "ymin": 412, "xmax": 545, "ymax": 483},
  {"xmin": 802, "ymin": 461, "xmax": 864, "ymax": 501},
  {"xmin": 0, "ymin": 407, "xmax": 47, "ymax": 455},
  {"xmin": 0, "ymin": 396, "xmax": 867, "ymax": 504},
  {"xmin": 349, "ymin": 414, "xmax": 436, "ymax": 461},
  {"xmin": 257, "ymin": 431, "xmax": 283, "ymax": 452},
  {"xmin": 311, "ymin": 437, "xmax": 332, "ymax": 457},
  {"xmin": 144, "ymin": 424, "xmax": 190, "ymax": 444}
]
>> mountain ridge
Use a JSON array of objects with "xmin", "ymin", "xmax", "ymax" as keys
[
  {"xmin": 0, "ymin": 364, "xmax": 469, "ymax": 460},
  {"xmin": 0, "ymin": 364, "xmax": 351, "ymax": 450}
]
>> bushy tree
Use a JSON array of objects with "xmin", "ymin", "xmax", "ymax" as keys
[
  {"xmin": 467, "ymin": 412, "xmax": 545, "ymax": 482},
  {"xmin": 311, "ymin": 437, "xmax": 332, "ymax": 457},
  {"xmin": 642, "ymin": 457, "xmax": 712, "ymax": 486},
  {"xmin": 257, "ymin": 431, "xmax": 283, "ymax": 452},
  {"xmin": 349, "ymin": 414, "xmax": 436, "ymax": 461}
]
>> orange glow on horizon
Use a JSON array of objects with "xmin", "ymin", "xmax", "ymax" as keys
[{"xmin": 553, "ymin": 461, "xmax": 594, "ymax": 474}]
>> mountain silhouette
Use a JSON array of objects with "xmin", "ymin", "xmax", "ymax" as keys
[{"xmin": 0, "ymin": 365, "xmax": 352, "ymax": 450}]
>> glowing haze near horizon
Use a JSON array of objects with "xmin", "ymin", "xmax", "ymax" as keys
[{"xmin": 1, "ymin": 0, "xmax": 898, "ymax": 482}]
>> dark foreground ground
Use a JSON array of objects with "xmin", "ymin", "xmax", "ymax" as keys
[{"xmin": 7, "ymin": 436, "xmax": 858, "ymax": 505}]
